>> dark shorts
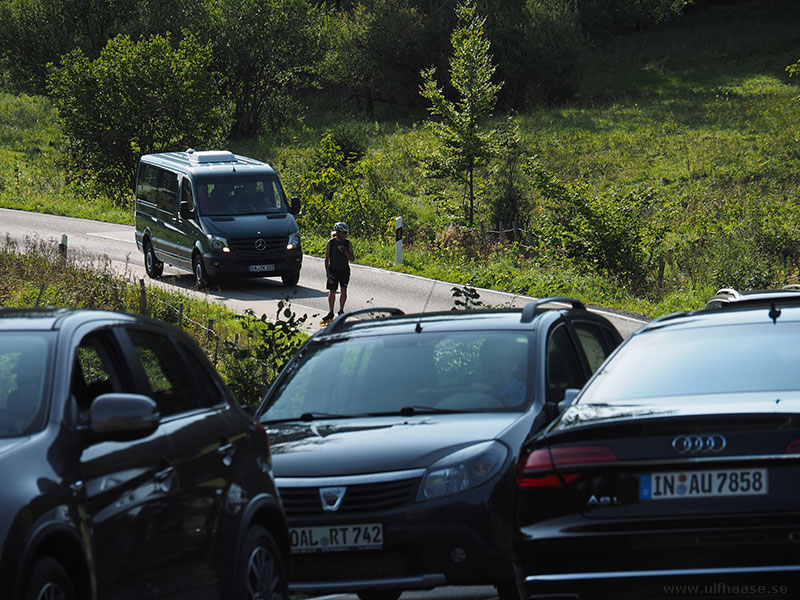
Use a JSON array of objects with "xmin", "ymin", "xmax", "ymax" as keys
[{"xmin": 327, "ymin": 268, "xmax": 350, "ymax": 290}]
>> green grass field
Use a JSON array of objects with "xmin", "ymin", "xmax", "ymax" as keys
[{"xmin": 1, "ymin": 0, "xmax": 798, "ymax": 319}]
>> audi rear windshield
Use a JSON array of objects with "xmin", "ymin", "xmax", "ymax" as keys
[
  {"xmin": 580, "ymin": 321, "xmax": 800, "ymax": 403},
  {"xmin": 0, "ymin": 332, "xmax": 53, "ymax": 437}
]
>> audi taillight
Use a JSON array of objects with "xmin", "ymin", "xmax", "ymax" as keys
[
  {"xmin": 517, "ymin": 445, "xmax": 618, "ymax": 488},
  {"xmin": 785, "ymin": 439, "xmax": 800, "ymax": 453}
]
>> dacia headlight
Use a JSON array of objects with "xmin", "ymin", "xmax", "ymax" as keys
[
  {"xmin": 418, "ymin": 441, "xmax": 508, "ymax": 500},
  {"xmin": 208, "ymin": 234, "xmax": 230, "ymax": 252},
  {"xmin": 287, "ymin": 232, "xmax": 300, "ymax": 250}
]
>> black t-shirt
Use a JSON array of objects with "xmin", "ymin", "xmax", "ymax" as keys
[{"xmin": 328, "ymin": 238, "xmax": 352, "ymax": 270}]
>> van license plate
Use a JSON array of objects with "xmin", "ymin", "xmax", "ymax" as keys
[
  {"xmin": 249, "ymin": 264, "xmax": 275, "ymax": 272},
  {"xmin": 290, "ymin": 523, "xmax": 383, "ymax": 553}
]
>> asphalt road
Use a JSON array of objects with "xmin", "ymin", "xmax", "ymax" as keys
[{"xmin": 0, "ymin": 208, "xmax": 647, "ymax": 337}]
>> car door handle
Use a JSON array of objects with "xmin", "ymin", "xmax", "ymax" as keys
[
  {"xmin": 218, "ymin": 442, "xmax": 235, "ymax": 467},
  {"xmin": 155, "ymin": 465, "xmax": 175, "ymax": 492}
]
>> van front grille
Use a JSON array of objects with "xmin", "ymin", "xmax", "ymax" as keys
[{"xmin": 228, "ymin": 236, "xmax": 288, "ymax": 259}]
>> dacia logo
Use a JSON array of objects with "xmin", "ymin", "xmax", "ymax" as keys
[{"xmin": 319, "ymin": 486, "xmax": 346, "ymax": 512}]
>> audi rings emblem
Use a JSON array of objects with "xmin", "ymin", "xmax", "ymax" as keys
[
  {"xmin": 254, "ymin": 238, "xmax": 267, "ymax": 251},
  {"xmin": 672, "ymin": 434, "xmax": 727, "ymax": 454}
]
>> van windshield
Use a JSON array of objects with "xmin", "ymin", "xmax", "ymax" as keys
[{"xmin": 195, "ymin": 175, "xmax": 288, "ymax": 216}]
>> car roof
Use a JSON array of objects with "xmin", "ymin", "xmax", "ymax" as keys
[
  {"xmin": 639, "ymin": 295, "xmax": 800, "ymax": 335},
  {"xmin": 703, "ymin": 286, "xmax": 800, "ymax": 309},
  {"xmin": 312, "ymin": 297, "xmax": 603, "ymax": 339},
  {"xmin": 0, "ymin": 307, "xmax": 156, "ymax": 332},
  {"xmin": 139, "ymin": 148, "xmax": 277, "ymax": 178}
]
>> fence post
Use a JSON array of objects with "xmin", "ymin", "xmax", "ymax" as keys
[
  {"xmin": 178, "ymin": 303, "xmax": 184, "ymax": 329},
  {"xmin": 58, "ymin": 234, "xmax": 68, "ymax": 260},
  {"xmin": 112, "ymin": 284, "xmax": 120, "ymax": 310},
  {"xmin": 395, "ymin": 216, "xmax": 403, "ymax": 265},
  {"xmin": 35, "ymin": 283, "xmax": 47, "ymax": 307},
  {"xmin": 139, "ymin": 280, "xmax": 148, "ymax": 315}
]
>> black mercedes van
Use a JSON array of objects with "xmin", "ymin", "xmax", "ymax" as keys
[{"xmin": 135, "ymin": 149, "xmax": 302, "ymax": 288}]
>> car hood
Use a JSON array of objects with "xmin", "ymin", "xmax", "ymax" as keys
[
  {"xmin": 202, "ymin": 213, "xmax": 297, "ymax": 237},
  {"xmin": 266, "ymin": 413, "xmax": 522, "ymax": 477}
]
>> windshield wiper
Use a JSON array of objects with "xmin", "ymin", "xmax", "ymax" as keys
[
  {"xmin": 260, "ymin": 411, "xmax": 354, "ymax": 424},
  {"xmin": 372, "ymin": 405, "xmax": 478, "ymax": 417}
]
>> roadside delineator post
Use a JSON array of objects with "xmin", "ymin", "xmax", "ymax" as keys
[{"xmin": 395, "ymin": 216, "xmax": 403, "ymax": 265}]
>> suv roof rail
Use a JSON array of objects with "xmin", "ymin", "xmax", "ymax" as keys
[
  {"xmin": 324, "ymin": 307, "xmax": 405, "ymax": 334},
  {"xmin": 782, "ymin": 284, "xmax": 800, "ymax": 291},
  {"xmin": 520, "ymin": 297, "xmax": 585, "ymax": 323}
]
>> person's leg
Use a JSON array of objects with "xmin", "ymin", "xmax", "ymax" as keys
[
  {"xmin": 339, "ymin": 285, "xmax": 347, "ymax": 313},
  {"xmin": 328, "ymin": 289, "xmax": 336, "ymax": 314}
]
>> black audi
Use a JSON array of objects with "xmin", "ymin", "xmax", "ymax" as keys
[
  {"xmin": 514, "ymin": 296, "xmax": 800, "ymax": 599},
  {"xmin": 256, "ymin": 301, "xmax": 622, "ymax": 600}
]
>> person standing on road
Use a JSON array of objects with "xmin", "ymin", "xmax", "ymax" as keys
[{"xmin": 323, "ymin": 222, "xmax": 355, "ymax": 322}]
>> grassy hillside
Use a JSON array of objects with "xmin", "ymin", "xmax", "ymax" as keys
[{"xmin": 1, "ymin": 0, "xmax": 798, "ymax": 318}]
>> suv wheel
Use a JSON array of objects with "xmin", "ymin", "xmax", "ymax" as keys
[
  {"xmin": 357, "ymin": 591, "xmax": 402, "ymax": 600},
  {"xmin": 281, "ymin": 272, "xmax": 300, "ymax": 287},
  {"xmin": 143, "ymin": 240, "xmax": 163, "ymax": 279},
  {"xmin": 24, "ymin": 556, "xmax": 77, "ymax": 600},
  {"xmin": 236, "ymin": 525, "xmax": 288, "ymax": 600},
  {"xmin": 193, "ymin": 254, "xmax": 209, "ymax": 289}
]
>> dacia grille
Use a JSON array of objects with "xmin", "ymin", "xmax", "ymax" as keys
[{"xmin": 280, "ymin": 477, "xmax": 420, "ymax": 517}]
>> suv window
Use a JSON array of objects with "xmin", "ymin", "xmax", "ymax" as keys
[
  {"xmin": 72, "ymin": 329, "xmax": 130, "ymax": 416},
  {"xmin": 0, "ymin": 332, "xmax": 51, "ymax": 437},
  {"xmin": 126, "ymin": 329, "xmax": 197, "ymax": 416},
  {"xmin": 573, "ymin": 322, "xmax": 615, "ymax": 372},
  {"xmin": 546, "ymin": 324, "xmax": 586, "ymax": 405}
]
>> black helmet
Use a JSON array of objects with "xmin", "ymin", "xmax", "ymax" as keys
[{"xmin": 334, "ymin": 222, "xmax": 349, "ymax": 233}]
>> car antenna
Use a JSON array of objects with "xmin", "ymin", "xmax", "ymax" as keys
[
  {"xmin": 769, "ymin": 301, "xmax": 781, "ymax": 324},
  {"xmin": 416, "ymin": 281, "xmax": 437, "ymax": 333}
]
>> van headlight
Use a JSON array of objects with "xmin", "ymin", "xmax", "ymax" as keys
[
  {"xmin": 208, "ymin": 235, "xmax": 230, "ymax": 252},
  {"xmin": 418, "ymin": 441, "xmax": 508, "ymax": 500},
  {"xmin": 287, "ymin": 232, "xmax": 300, "ymax": 250}
]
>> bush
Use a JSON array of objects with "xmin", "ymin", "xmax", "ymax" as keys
[{"xmin": 47, "ymin": 33, "xmax": 232, "ymax": 197}]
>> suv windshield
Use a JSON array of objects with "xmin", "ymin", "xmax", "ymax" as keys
[
  {"xmin": 581, "ymin": 321, "xmax": 800, "ymax": 402},
  {"xmin": 196, "ymin": 175, "xmax": 288, "ymax": 216},
  {"xmin": 0, "ymin": 332, "xmax": 52, "ymax": 437},
  {"xmin": 262, "ymin": 330, "xmax": 532, "ymax": 420}
]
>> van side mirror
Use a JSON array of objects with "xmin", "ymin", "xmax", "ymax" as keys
[
  {"xmin": 557, "ymin": 388, "xmax": 581, "ymax": 413},
  {"xmin": 179, "ymin": 199, "xmax": 193, "ymax": 219},
  {"xmin": 290, "ymin": 196, "xmax": 301, "ymax": 216}
]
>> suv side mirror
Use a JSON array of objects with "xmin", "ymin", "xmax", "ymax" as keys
[
  {"xmin": 290, "ymin": 196, "xmax": 301, "ymax": 216},
  {"xmin": 557, "ymin": 388, "xmax": 581, "ymax": 413},
  {"xmin": 88, "ymin": 393, "xmax": 160, "ymax": 442}
]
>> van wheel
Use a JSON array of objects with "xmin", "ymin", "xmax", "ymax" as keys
[
  {"xmin": 234, "ymin": 524, "xmax": 288, "ymax": 600},
  {"xmin": 193, "ymin": 254, "xmax": 209, "ymax": 289},
  {"xmin": 281, "ymin": 272, "xmax": 300, "ymax": 287},
  {"xmin": 356, "ymin": 591, "xmax": 402, "ymax": 600},
  {"xmin": 143, "ymin": 240, "xmax": 163, "ymax": 279},
  {"xmin": 24, "ymin": 556, "xmax": 77, "ymax": 600}
]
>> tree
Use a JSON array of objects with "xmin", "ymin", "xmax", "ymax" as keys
[
  {"xmin": 203, "ymin": 0, "xmax": 330, "ymax": 137},
  {"xmin": 47, "ymin": 33, "xmax": 231, "ymax": 195},
  {"xmin": 419, "ymin": 0, "xmax": 502, "ymax": 226}
]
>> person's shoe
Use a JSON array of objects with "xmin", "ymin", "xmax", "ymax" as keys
[
  {"xmin": 338, "ymin": 310, "xmax": 345, "ymax": 315},
  {"xmin": 322, "ymin": 312, "xmax": 335, "ymax": 322}
]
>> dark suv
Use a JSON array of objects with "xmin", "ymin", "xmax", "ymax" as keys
[
  {"xmin": 0, "ymin": 308, "xmax": 289, "ymax": 600},
  {"xmin": 255, "ymin": 299, "xmax": 622, "ymax": 600}
]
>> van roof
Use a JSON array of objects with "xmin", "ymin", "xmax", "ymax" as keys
[{"xmin": 139, "ymin": 148, "xmax": 277, "ymax": 177}]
